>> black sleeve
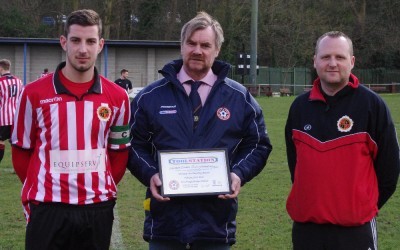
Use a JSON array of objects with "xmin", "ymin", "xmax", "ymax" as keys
[
  {"xmin": 374, "ymin": 100, "xmax": 400, "ymax": 209},
  {"xmin": 285, "ymin": 104, "xmax": 297, "ymax": 183}
]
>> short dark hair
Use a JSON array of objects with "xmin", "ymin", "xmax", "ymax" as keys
[
  {"xmin": 315, "ymin": 31, "xmax": 353, "ymax": 56},
  {"xmin": 120, "ymin": 69, "xmax": 128, "ymax": 75},
  {"xmin": 0, "ymin": 59, "xmax": 11, "ymax": 71},
  {"xmin": 64, "ymin": 9, "xmax": 102, "ymax": 38}
]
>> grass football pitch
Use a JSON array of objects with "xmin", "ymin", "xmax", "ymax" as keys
[{"xmin": 1, "ymin": 94, "xmax": 399, "ymax": 249}]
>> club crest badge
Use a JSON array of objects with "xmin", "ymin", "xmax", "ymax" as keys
[
  {"xmin": 337, "ymin": 115, "xmax": 354, "ymax": 132},
  {"xmin": 97, "ymin": 105, "xmax": 112, "ymax": 122},
  {"xmin": 216, "ymin": 107, "xmax": 231, "ymax": 121},
  {"xmin": 169, "ymin": 180, "xmax": 179, "ymax": 190}
]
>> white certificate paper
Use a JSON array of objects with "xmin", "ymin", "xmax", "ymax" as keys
[{"xmin": 158, "ymin": 149, "xmax": 231, "ymax": 197}]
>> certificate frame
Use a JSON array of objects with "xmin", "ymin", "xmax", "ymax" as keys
[{"xmin": 158, "ymin": 148, "xmax": 231, "ymax": 197}]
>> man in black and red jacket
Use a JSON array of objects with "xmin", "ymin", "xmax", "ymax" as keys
[{"xmin": 285, "ymin": 31, "xmax": 400, "ymax": 249}]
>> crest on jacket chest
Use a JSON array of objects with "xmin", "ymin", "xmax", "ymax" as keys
[
  {"xmin": 337, "ymin": 115, "xmax": 354, "ymax": 132},
  {"xmin": 216, "ymin": 107, "xmax": 231, "ymax": 121}
]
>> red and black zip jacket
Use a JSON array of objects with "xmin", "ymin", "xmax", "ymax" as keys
[{"xmin": 285, "ymin": 74, "xmax": 400, "ymax": 226}]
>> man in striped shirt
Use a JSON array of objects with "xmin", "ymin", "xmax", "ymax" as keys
[
  {"xmin": 0, "ymin": 59, "xmax": 23, "ymax": 164},
  {"xmin": 11, "ymin": 9, "xmax": 130, "ymax": 250}
]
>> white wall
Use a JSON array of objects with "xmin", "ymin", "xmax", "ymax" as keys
[{"xmin": 0, "ymin": 42, "xmax": 180, "ymax": 86}]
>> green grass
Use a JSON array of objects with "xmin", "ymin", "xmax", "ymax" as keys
[
  {"xmin": 1, "ymin": 94, "xmax": 399, "ymax": 249},
  {"xmin": 0, "ymin": 147, "xmax": 26, "ymax": 249}
]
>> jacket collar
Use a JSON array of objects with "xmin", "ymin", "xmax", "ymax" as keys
[
  {"xmin": 158, "ymin": 59, "xmax": 231, "ymax": 86},
  {"xmin": 309, "ymin": 73, "xmax": 359, "ymax": 102},
  {"xmin": 53, "ymin": 62, "xmax": 102, "ymax": 95}
]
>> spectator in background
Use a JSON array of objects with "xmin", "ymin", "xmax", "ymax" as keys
[
  {"xmin": 0, "ymin": 59, "xmax": 23, "ymax": 164},
  {"xmin": 11, "ymin": 9, "xmax": 130, "ymax": 250},
  {"xmin": 115, "ymin": 69, "xmax": 133, "ymax": 94},
  {"xmin": 128, "ymin": 11, "xmax": 272, "ymax": 249},
  {"xmin": 285, "ymin": 31, "xmax": 400, "ymax": 249},
  {"xmin": 40, "ymin": 68, "xmax": 50, "ymax": 78}
]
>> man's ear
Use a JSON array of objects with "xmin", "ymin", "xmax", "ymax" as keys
[
  {"xmin": 313, "ymin": 55, "xmax": 317, "ymax": 69},
  {"xmin": 215, "ymin": 47, "xmax": 220, "ymax": 57},
  {"xmin": 350, "ymin": 55, "xmax": 355, "ymax": 70},
  {"xmin": 98, "ymin": 38, "xmax": 105, "ymax": 54},
  {"xmin": 60, "ymin": 35, "xmax": 67, "ymax": 51}
]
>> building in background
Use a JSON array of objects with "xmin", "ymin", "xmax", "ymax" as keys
[{"xmin": 0, "ymin": 38, "xmax": 180, "ymax": 87}]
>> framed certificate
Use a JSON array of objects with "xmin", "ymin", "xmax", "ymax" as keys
[{"xmin": 158, "ymin": 149, "xmax": 231, "ymax": 197}]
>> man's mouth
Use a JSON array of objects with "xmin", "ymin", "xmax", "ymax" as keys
[{"xmin": 77, "ymin": 58, "xmax": 89, "ymax": 62}]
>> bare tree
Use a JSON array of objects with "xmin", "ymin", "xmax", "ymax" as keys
[
  {"xmin": 1, "ymin": 0, "xmax": 399, "ymax": 68},
  {"xmin": 103, "ymin": 0, "xmax": 114, "ymax": 39}
]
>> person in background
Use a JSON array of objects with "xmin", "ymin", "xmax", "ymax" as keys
[
  {"xmin": 11, "ymin": 9, "xmax": 130, "ymax": 250},
  {"xmin": 128, "ymin": 11, "xmax": 272, "ymax": 249},
  {"xmin": 285, "ymin": 31, "xmax": 400, "ymax": 250},
  {"xmin": 0, "ymin": 59, "xmax": 23, "ymax": 164},
  {"xmin": 114, "ymin": 69, "xmax": 133, "ymax": 94},
  {"xmin": 40, "ymin": 68, "xmax": 50, "ymax": 78}
]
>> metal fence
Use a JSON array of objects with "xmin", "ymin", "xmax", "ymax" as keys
[{"xmin": 231, "ymin": 66, "xmax": 400, "ymax": 96}]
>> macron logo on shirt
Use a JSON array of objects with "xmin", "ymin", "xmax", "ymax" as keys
[{"xmin": 40, "ymin": 97, "xmax": 63, "ymax": 104}]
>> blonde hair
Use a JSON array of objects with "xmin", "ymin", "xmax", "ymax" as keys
[
  {"xmin": 0, "ymin": 59, "xmax": 11, "ymax": 71},
  {"xmin": 181, "ymin": 11, "xmax": 224, "ymax": 50}
]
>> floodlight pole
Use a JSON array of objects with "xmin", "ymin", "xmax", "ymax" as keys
[{"xmin": 250, "ymin": 0, "xmax": 258, "ymax": 85}]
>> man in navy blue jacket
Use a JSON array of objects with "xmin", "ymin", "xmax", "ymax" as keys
[{"xmin": 128, "ymin": 11, "xmax": 272, "ymax": 249}]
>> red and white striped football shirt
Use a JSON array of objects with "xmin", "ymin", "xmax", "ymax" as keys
[
  {"xmin": 11, "ymin": 63, "xmax": 130, "ymax": 217},
  {"xmin": 0, "ymin": 73, "xmax": 23, "ymax": 126}
]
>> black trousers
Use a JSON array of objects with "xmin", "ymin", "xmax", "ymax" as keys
[
  {"xmin": 0, "ymin": 125, "xmax": 11, "ymax": 140},
  {"xmin": 292, "ymin": 218, "xmax": 377, "ymax": 250},
  {"xmin": 26, "ymin": 200, "xmax": 115, "ymax": 250}
]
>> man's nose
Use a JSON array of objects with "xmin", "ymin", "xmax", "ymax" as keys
[
  {"xmin": 78, "ymin": 43, "xmax": 88, "ymax": 53},
  {"xmin": 328, "ymin": 58, "xmax": 337, "ymax": 66},
  {"xmin": 192, "ymin": 45, "xmax": 202, "ymax": 54}
]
